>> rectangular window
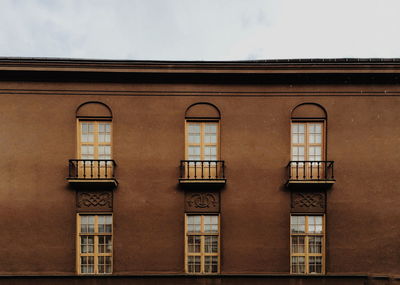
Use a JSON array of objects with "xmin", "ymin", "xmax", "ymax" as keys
[
  {"xmin": 78, "ymin": 121, "xmax": 112, "ymax": 178},
  {"xmin": 291, "ymin": 122, "xmax": 323, "ymax": 162},
  {"xmin": 290, "ymin": 215, "xmax": 324, "ymax": 274},
  {"xmin": 77, "ymin": 214, "xmax": 113, "ymax": 274},
  {"xmin": 186, "ymin": 122, "xmax": 218, "ymax": 161},
  {"xmin": 185, "ymin": 215, "xmax": 220, "ymax": 274},
  {"xmin": 79, "ymin": 121, "xmax": 112, "ymax": 159},
  {"xmin": 184, "ymin": 122, "xmax": 221, "ymax": 179},
  {"xmin": 291, "ymin": 122, "xmax": 324, "ymax": 179}
]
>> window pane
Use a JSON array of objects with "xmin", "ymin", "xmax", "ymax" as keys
[
  {"xmin": 188, "ymin": 124, "xmax": 200, "ymax": 133},
  {"xmin": 291, "ymin": 256, "xmax": 305, "ymax": 274},
  {"xmin": 80, "ymin": 215, "xmax": 95, "ymax": 233},
  {"xmin": 105, "ymin": 256, "xmax": 112, "ymax": 273},
  {"xmin": 188, "ymin": 236, "xmax": 201, "ymax": 253},
  {"xmin": 204, "ymin": 215, "xmax": 218, "ymax": 233},
  {"xmin": 187, "ymin": 216, "xmax": 201, "ymax": 233},
  {"xmin": 204, "ymin": 146, "xmax": 217, "ymax": 161},
  {"xmin": 309, "ymin": 236, "xmax": 322, "ymax": 254},
  {"xmin": 205, "ymin": 236, "xmax": 218, "ymax": 253},
  {"xmin": 204, "ymin": 256, "xmax": 218, "ymax": 273},
  {"xmin": 291, "ymin": 216, "xmax": 305, "ymax": 233},
  {"xmin": 309, "ymin": 256, "xmax": 322, "ymax": 273},
  {"xmin": 308, "ymin": 216, "xmax": 323, "ymax": 233},
  {"xmin": 204, "ymin": 124, "xmax": 217, "ymax": 144},
  {"xmin": 189, "ymin": 134, "xmax": 201, "ymax": 144},
  {"xmin": 81, "ymin": 236, "xmax": 94, "ymax": 253},
  {"xmin": 188, "ymin": 256, "xmax": 201, "ymax": 273},
  {"xmin": 204, "ymin": 124, "xmax": 217, "ymax": 133},
  {"xmin": 291, "ymin": 236, "xmax": 305, "ymax": 253},
  {"xmin": 98, "ymin": 215, "xmax": 112, "ymax": 233}
]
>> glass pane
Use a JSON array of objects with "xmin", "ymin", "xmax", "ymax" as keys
[
  {"xmin": 81, "ymin": 122, "xmax": 95, "ymax": 143},
  {"xmin": 98, "ymin": 235, "xmax": 112, "ymax": 253},
  {"xmin": 308, "ymin": 216, "xmax": 323, "ymax": 234},
  {"xmin": 188, "ymin": 146, "xmax": 201, "ymax": 161},
  {"xmin": 188, "ymin": 236, "xmax": 201, "ymax": 253},
  {"xmin": 204, "ymin": 215, "xmax": 219, "ymax": 233},
  {"xmin": 204, "ymin": 124, "xmax": 217, "ymax": 144},
  {"xmin": 291, "ymin": 256, "xmax": 305, "ymax": 274},
  {"xmin": 80, "ymin": 215, "xmax": 95, "ymax": 233},
  {"xmin": 188, "ymin": 256, "xmax": 201, "ymax": 273},
  {"xmin": 81, "ymin": 236, "xmax": 94, "ymax": 253},
  {"xmin": 205, "ymin": 124, "xmax": 217, "ymax": 133},
  {"xmin": 309, "ymin": 256, "xmax": 322, "ymax": 273},
  {"xmin": 189, "ymin": 134, "xmax": 201, "ymax": 144},
  {"xmin": 309, "ymin": 236, "xmax": 322, "ymax": 253},
  {"xmin": 204, "ymin": 256, "xmax": 218, "ymax": 273},
  {"xmin": 291, "ymin": 236, "xmax": 305, "ymax": 253},
  {"xmin": 188, "ymin": 124, "xmax": 200, "ymax": 133},
  {"xmin": 205, "ymin": 236, "xmax": 218, "ymax": 253},
  {"xmin": 291, "ymin": 216, "xmax": 305, "ymax": 233},
  {"xmin": 187, "ymin": 216, "xmax": 201, "ymax": 233}
]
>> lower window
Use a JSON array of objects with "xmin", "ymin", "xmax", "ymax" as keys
[
  {"xmin": 290, "ymin": 215, "xmax": 325, "ymax": 274},
  {"xmin": 77, "ymin": 214, "xmax": 113, "ymax": 274},
  {"xmin": 185, "ymin": 214, "xmax": 220, "ymax": 274}
]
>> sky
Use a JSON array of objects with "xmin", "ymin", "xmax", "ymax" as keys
[{"xmin": 0, "ymin": 0, "xmax": 399, "ymax": 61}]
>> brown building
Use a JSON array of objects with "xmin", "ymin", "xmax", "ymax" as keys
[{"xmin": 0, "ymin": 58, "xmax": 399, "ymax": 285}]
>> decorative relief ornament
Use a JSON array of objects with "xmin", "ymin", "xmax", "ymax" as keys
[
  {"xmin": 77, "ymin": 191, "xmax": 112, "ymax": 209},
  {"xmin": 185, "ymin": 192, "xmax": 220, "ymax": 212},
  {"xmin": 187, "ymin": 193, "xmax": 217, "ymax": 208},
  {"xmin": 292, "ymin": 192, "xmax": 325, "ymax": 213}
]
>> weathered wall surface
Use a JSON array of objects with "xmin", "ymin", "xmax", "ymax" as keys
[{"xmin": 0, "ymin": 67, "xmax": 398, "ymax": 282}]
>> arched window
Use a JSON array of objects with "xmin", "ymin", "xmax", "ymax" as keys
[
  {"xmin": 289, "ymin": 102, "xmax": 333, "ymax": 183},
  {"xmin": 185, "ymin": 102, "xmax": 221, "ymax": 162},
  {"xmin": 180, "ymin": 103, "xmax": 225, "ymax": 180},
  {"xmin": 74, "ymin": 101, "xmax": 114, "ymax": 181}
]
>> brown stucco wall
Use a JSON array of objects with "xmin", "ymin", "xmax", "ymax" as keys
[{"xmin": 0, "ymin": 61, "xmax": 399, "ymax": 283}]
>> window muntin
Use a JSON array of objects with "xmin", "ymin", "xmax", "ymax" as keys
[
  {"xmin": 290, "ymin": 215, "xmax": 325, "ymax": 274},
  {"xmin": 186, "ymin": 122, "xmax": 218, "ymax": 161},
  {"xmin": 185, "ymin": 215, "xmax": 220, "ymax": 274},
  {"xmin": 77, "ymin": 214, "xmax": 113, "ymax": 274}
]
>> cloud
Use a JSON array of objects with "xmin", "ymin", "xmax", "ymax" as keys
[{"xmin": 0, "ymin": 0, "xmax": 399, "ymax": 60}]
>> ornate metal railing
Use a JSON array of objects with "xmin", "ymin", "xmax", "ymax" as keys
[
  {"xmin": 68, "ymin": 159, "xmax": 116, "ymax": 180},
  {"xmin": 287, "ymin": 161, "xmax": 335, "ymax": 182},
  {"xmin": 180, "ymin": 160, "xmax": 225, "ymax": 181}
]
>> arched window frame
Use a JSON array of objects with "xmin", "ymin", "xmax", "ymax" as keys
[
  {"xmin": 290, "ymin": 103, "xmax": 328, "ymax": 164},
  {"xmin": 288, "ymin": 102, "xmax": 333, "ymax": 184},
  {"xmin": 75, "ymin": 101, "xmax": 113, "ymax": 161},
  {"xmin": 184, "ymin": 102, "xmax": 221, "ymax": 162}
]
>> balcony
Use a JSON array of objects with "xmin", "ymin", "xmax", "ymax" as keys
[
  {"xmin": 179, "ymin": 160, "xmax": 226, "ymax": 184},
  {"xmin": 67, "ymin": 159, "xmax": 118, "ymax": 189},
  {"xmin": 286, "ymin": 161, "xmax": 335, "ymax": 188}
]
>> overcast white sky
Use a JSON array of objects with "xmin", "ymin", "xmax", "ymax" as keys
[{"xmin": 0, "ymin": 0, "xmax": 399, "ymax": 61}]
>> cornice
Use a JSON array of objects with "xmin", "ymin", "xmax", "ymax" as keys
[{"xmin": 1, "ymin": 57, "xmax": 400, "ymax": 74}]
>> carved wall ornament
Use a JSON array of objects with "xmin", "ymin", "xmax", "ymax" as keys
[
  {"xmin": 291, "ymin": 192, "xmax": 325, "ymax": 213},
  {"xmin": 77, "ymin": 191, "xmax": 113, "ymax": 211},
  {"xmin": 185, "ymin": 192, "xmax": 220, "ymax": 213}
]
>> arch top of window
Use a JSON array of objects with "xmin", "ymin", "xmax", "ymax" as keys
[
  {"xmin": 185, "ymin": 102, "xmax": 221, "ymax": 120},
  {"xmin": 291, "ymin": 103, "xmax": 327, "ymax": 120},
  {"xmin": 76, "ymin": 101, "xmax": 113, "ymax": 119}
]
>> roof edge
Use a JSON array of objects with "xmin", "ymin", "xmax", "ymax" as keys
[{"xmin": 1, "ymin": 57, "xmax": 400, "ymax": 74}]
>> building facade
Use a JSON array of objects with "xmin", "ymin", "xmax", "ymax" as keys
[{"xmin": 0, "ymin": 58, "xmax": 399, "ymax": 284}]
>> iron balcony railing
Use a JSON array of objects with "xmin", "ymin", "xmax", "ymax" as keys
[
  {"xmin": 287, "ymin": 161, "xmax": 335, "ymax": 182},
  {"xmin": 68, "ymin": 159, "xmax": 116, "ymax": 180},
  {"xmin": 180, "ymin": 160, "xmax": 225, "ymax": 181}
]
